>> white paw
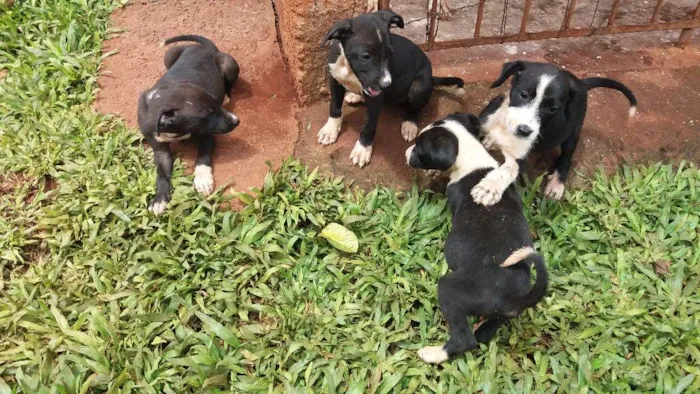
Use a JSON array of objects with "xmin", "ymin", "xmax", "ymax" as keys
[
  {"xmin": 194, "ymin": 165, "xmax": 214, "ymax": 196},
  {"xmin": 401, "ymin": 121, "xmax": 418, "ymax": 142},
  {"xmin": 350, "ymin": 140, "xmax": 373, "ymax": 168},
  {"xmin": 471, "ymin": 178, "xmax": 503, "ymax": 206},
  {"xmin": 148, "ymin": 200, "xmax": 167, "ymax": 216},
  {"xmin": 544, "ymin": 172, "xmax": 565, "ymax": 200},
  {"xmin": 344, "ymin": 92, "xmax": 364, "ymax": 104},
  {"xmin": 482, "ymin": 135, "xmax": 496, "ymax": 150},
  {"xmin": 418, "ymin": 345, "xmax": 449, "ymax": 364},
  {"xmin": 223, "ymin": 95, "xmax": 230, "ymax": 105},
  {"xmin": 366, "ymin": 0, "xmax": 379, "ymax": 12},
  {"xmin": 425, "ymin": 169, "xmax": 442, "ymax": 178},
  {"xmin": 318, "ymin": 117, "xmax": 342, "ymax": 145}
]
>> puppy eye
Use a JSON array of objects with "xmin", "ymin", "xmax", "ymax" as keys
[
  {"xmin": 361, "ymin": 53, "xmax": 371, "ymax": 60},
  {"xmin": 549, "ymin": 106, "xmax": 559, "ymax": 113},
  {"xmin": 519, "ymin": 91, "xmax": 529, "ymax": 99}
]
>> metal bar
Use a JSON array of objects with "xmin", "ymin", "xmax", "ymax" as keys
[
  {"xmin": 378, "ymin": 0, "xmax": 391, "ymax": 9},
  {"xmin": 561, "ymin": 0, "xmax": 579, "ymax": 30},
  {"xmin": 426, "ymin": 0, "xmax": 440, "ymax": 50},
  {"xmin": 424, "ymin": 18, "xmax": 700, "ymax": 51},
  {"xmin": 650, "ymin": 0, "xmax": 664, "ymax": 23},
  {"xmin": 608, "ymin": 0, "xmax": 622, "ymax": 26},
  {"xmin": 519, "ymin": 0, "xmax": 532, "ymax": 36},
  {"xmin": 474, "ymin": 0, "xmax": 487, "ymax": 37},
  {"xmin": 677, "ymin": 1, "xmax": 700, "ymax": 48}
]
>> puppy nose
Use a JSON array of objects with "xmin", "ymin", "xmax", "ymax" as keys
[{"xmin": 516, "ymin": 125, "xmax": 533, "ymax": 137}]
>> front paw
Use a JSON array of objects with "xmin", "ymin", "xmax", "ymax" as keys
[
  {"xmin": 401, "ymin": 121, "xmax": 418, "ymax": 142},
  {"xmin": 318, "ymin": 117, "xmax": 342, "ymax": 145},
  {"xmin": 349, "ymin": 140, "xmax": 373, "ymax": 168},
  {"xmin": 544, "ymin": 172, "xmax": 565, "ymax": 200},
  {"xmin": 471, "ymin": 178, "xmax": 503, "ymax": 206},
  {"xmin": 417, "ymin": 345, "xmax": 449, "ymax": 364},
  {"xmin": 194, "ymin": 164, "xmax": 215, "ymax": 196},
  {"xmin": 344, "ymin": 92, "xmax": 364, "ymax": 105},
  {"xmin": 148, "ymin": 195, "xmax": 170, "ymax": 216},
  {"xmin": 424, "ymin": 169, "xmax": 442, "ymax": 178}
]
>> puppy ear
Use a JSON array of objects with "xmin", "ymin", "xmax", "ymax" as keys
[
  {"xmin": 156, "ymin": 110, "xmax": 176, "ymax": 134},
  {"xmin": 491, "ymin": 61, "xmax": 524, "ymax": 88},
  {"xmin": 320, "ymin": 19, "xmax": 352, "ymax": 47},
  {"xmin": 378, "ymin": 10, "xmax": 404, "ymax": 29}
]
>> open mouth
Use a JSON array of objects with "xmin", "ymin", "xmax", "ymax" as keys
[{"xmin": 363, "ymin": 87, "xmax": 381, "ymax": 97}]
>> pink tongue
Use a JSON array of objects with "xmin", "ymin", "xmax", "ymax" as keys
[{"xmin": 367, "ymin": 88, "xmax": 381, "ymax": 97}]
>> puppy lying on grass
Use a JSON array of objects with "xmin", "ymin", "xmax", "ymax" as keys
[{"xmin": 405, "ymin": 113, "xmax": 548, "ymax": 363}]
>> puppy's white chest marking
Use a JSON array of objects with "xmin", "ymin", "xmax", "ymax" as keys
[
  {"xmin": 329, "ymin": 45, "xmax": 363, "ymax": 95},
  {"xmin": 155, "ymin": 133, "xmax": 191, "ymax": 143}
]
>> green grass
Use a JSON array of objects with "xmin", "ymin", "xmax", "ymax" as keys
[{"xmin": 0, "ymin": 1, "xmax": 699, "ymax": 393}]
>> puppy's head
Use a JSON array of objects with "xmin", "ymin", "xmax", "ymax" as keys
[
  {"xmin": 143, "ymin": 84, "xmax": 239, "ymax": 142},
  {"xmin": 321, "ymin": 10, "xmax": 404, "ymax": 97},
  {"xmin": 405, "ymin": 113, "xmax": 482, "ymax": 171},
  {"xmin": 490, "ymin": 61, "xmax": 575, "ymax": 142}
]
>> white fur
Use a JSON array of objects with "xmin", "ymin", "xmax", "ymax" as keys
[
  {"xmin": 381, "ymin": 68, "xmax": 392, "ymax": 87},
  {"xmin": 154, "ymin": 133, "xmax": 191, "ymax": 143},
  {"xmin": 376, "ymin": 27, "xmax": 383, "ymax": 43},
  {"xmin": 223, "ymin": 95, "xmax": 230, "ymax": 105},
  {"xmin": 482, "ymin": 74, "xmax": 554, "ymax": 160},
  {"xmin": 148, "ymin": 200, "xmax": 167, "ymax": 216},
  {"xmin": 405, "ymin": 145, "xmax": 414, "ymax": 165},
  {"xmin": 501, "ymin": 246, "xmax": 535, "ymax": 268},
  {"xmin": 194, "ymin": 164, "xmax": 214, "ymax": 196},
  {"xmin": 544, "ymin": 171, "xmax": 565, "ymax": 200},
  {"xmin": 146, "ymin": 89, "xmax": 160, "ymax": 102},
  {"xmin": 629, "ymin": 106, "xmax": 637, "ymax": 118},
  {"xmin": 401, "ymin": 121, "xmax": 418, "ymax": 142},
  {"xmin": 471, "ymin": 157, "xmax": 520, "ymax": 206},
  {"xmin": 350, "ymin": 140, "xmax": 373, "ymax": 167},
  {"xmin": 318, "ymin": 117, "xmax": 342, "ymax": 145},
  {"xmin": 425, "ymin": 169, "xmax": 442, "ymax": 178},
  {"xmin": 438, "ymin": 119, "xmax": 498, "ymax": 185},
  {"xmin": 344, "ymin": 92, "xmax": 364, "ymax": 104},
  {"xmin": 329, "ymin": 46, "xmax": 363, "ymax": 95},
  {"xmin": 226, "ymin": 111, "xmax": 239, "ymax": 124},
  {"xmin": 418, "ymin": 346, "xmax": 449, "ymax": 364}
]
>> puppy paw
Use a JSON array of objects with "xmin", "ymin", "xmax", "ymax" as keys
[
  {"xmin": 401, "ymin": 121, "xmax": 418, "ymax": 142},
  {"xmin": 194, "ymin": 164, "xmax": 215, "ymax": 196},
  {"xmin": 344, "ymin": 92, "xmax": 364, "ymax": 104},
  {"xmin": 318, "ymin": 117, "xmax": 342, "ymax": 145},
  {"xmin": 424, "ymin": 169, "xmax": 442, "ymax": 178},
  {"xmin": 418, "ymin": 345, "xmax": 449, "ymax": 364},
  {"xmin": 366, "ymin": 0, "xmax": 379, "ymax": 12},
  {"xmin": 482, "ymin": 135, "xmax": 496, "ymax": 150},
  {"xmin": 471, "ymin": 178, "xmax": 504, "ymax": 206},
  {"xmin": 148, "ymin": 199, "xmax": 168, "ymax": 216},
  {"xmin": 350, "ymin": 140, "xmax": 373, "ymax": 168},
  {"xmin": 544, "ymin": 172, "xmax": 565, "ymax": 200}
]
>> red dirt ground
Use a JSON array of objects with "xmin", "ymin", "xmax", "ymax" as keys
[{"xmin": 96, "ymin": 1, "xmax": 700, "ymax": 195}]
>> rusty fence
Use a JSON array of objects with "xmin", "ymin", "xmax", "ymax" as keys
[{"xmin": 378, "ymin": 0, "xmax": 700, "ymax": 50}]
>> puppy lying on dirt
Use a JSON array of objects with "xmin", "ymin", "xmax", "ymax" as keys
[
  {"xmin": 405, "ymin": 113, "xmax": 548, "ymax": 364},
  {"xmin": 138, "ymin": 35, "xmax": 240, "ymax": 215}
]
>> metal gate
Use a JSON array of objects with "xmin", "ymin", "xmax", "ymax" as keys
[{"xmin": 378, "ymin": 0, "xmax": 700, "ymax": 50}]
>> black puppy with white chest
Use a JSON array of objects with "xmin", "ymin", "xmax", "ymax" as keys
[
  {"xmin": 405, "ymin": 113, "xmax": 548, "ymax": 364},
  {"xmin": 318, "ymin": 10, "xmax": 464, "ymax": 167},
  {"xmin": 138, "ymin": 35, "xmax": 240, "ymax": 215},
  {"xmin": 470, "ymin": 60, "xmax": 637, "ymax": 206}
]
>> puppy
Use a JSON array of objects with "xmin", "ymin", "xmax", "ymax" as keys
[
  {"xmin": 318, "ymin": 10, "xmax": 464, "ymax": 167},
  {"xmin": 138, "ymin": 35, "xmax": 240, "ymax": 215},
  {"xmin": 471, "ymin": 60, "xmax": 637, "ymax": 205},
  {"xmin": 405, "ymin": 113, "xmax": 548, "ymax": 364}
]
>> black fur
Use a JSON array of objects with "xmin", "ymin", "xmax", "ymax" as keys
[
  {"xmin": 407, "ymin": 114, "xmax": 548, "ymax": 360},
  {"xmin": 137, "ymin": 35, "xmax": 240, "ymax": 213},
  {"xmin": 321, "ymin": 10, "xmax": 463, "ymax": 157}
]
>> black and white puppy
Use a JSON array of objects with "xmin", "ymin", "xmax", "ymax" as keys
[
  {"xmin": 405, "ymin": 113, "xmax": 548, "ymax": 364},
  {"xmin": 138, "ymin": 35, "xmax": 240, "ymax": 215},
  {"xmin": 318, "ymin": 10, "xmax": 464, "ymax": 167},
  {"xmin": 471, "ymin": 60, "xmax": 637, "ymax": 206}
]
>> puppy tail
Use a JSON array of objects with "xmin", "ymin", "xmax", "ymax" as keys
[
  {"xmin": 164, "ymin": 35, "xmax": 218, "ymax": 52},
  {"xmin": 505, "ymin": 253, "xmax": 548, "ymax": 312},
  {"xmin": 433, "ymin": 76, "xmax": 466, "ymax": 96},
  {"xmin": 583, "ymin": 77, "xmax": 637, "ymax": 117}
]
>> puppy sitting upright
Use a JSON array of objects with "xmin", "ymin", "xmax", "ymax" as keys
[
  {"xmin": 318, "ymin": 10, "xmax": 464, "ymax": 167},
  {"xmin": 405, "ymin": 113, "xmax": 548, "ymax": 364},
  {"xmin": 138, "ymin": 35, "xmax": 240, "ymax": 215},
  {"xmin": 471, "ymin": 60, "xmax": 637, "ymax": 206}
]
